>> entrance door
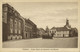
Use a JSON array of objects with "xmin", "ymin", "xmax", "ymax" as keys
[
  {"xmin": 26, "ymin": 33, "xmax": 27, "ymax": 38},
  {"xmin": 63, "ymin": 34, "xmax": 64, "ymax": 37}
]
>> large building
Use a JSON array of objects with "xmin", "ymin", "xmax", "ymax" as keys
[
  {"xmin": 2, "ymin": 3, "xmax": 38, "ymax": 41},
  {"xmin": 2, "ymin": 3, "xmax": 23, "ymax": 41}
]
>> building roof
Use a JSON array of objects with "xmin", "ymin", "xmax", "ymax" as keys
[
  {"xmin": 71, "ymin": 28, "xmax": 78, "ymax": 32},
  {"xmin": 56, "ymin": 27, "xmax": 70, "ymax": 31},
  {"xmin": 38, "ymin": 28, "xmax": 45, "ymax": 31},
  {"xmin": 51, "ymin": 27, "xmax": 70, "ymax": 31},
  {"xmin": 24, "ymin": 18, "xmax": 36, "ymax": 26},
  {"xmin": 3, "ymin": 3, "xmax": 20, "ymax": 15},
  {"xmin": 51, "ymin": 27, "xmax": 56, "ymax": 29}
]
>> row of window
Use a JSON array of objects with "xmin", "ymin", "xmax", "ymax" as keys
[
  {"xmin": 56, "ymin": 34, "xmax": 69, "ymax": 37},
  {"xmin": 3, "ymin": 12, "xmax": 7, "ymax": 23},
  {"xmin": 10, "ymin": 18, "xmax": 21, "ymax": 34},
  {"xmin": 3, "ymin": 6, "xmax": 20, "ymax": 16},
  {"xmin": 57, "ymin": 31, "xmax": 69, "ymax": 34},
  {"xmin": 25, "ymin": 23, "xmax": 32, "ymax": 31},
  {"xmin": 3, "ymin": 6, "xmax": 20, "ymax": 24},
  {"xmin": 50, "ymin": 31, "xmax": 56, "ymax": 33},
  {"xmin": 3, "ymin": 5, "xmax": 22, "ymax": 35}
]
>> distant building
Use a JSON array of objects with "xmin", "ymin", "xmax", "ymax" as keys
[
  {"xmin": 2, "ymin": 3, "xmax": 23, "ymax": 41},
  {"xmin": 50, "ymin": 27, "xmax": 70, "ymax": 37},
  {"xmin": 69, "ymin": 28, "xmax": 78, "ymax": 37},
  {"xmin": 50, "ymin": 19, "xmax": 78, "ymax": 37},
  {"xmin": 37, "ymin": 28, "xmax": 45, "ymax": 37}
]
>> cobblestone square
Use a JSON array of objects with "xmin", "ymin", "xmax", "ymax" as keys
[{"xmin": 3, "ymin": 37, "xmax": 78, "ymax": 48}]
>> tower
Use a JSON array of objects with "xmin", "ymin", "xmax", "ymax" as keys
[
  {"xmin": 45, "ymin": 26, "xmax": 49, "ymax": 33},
  {"xmin": 66, "ymin": 19, "xmax": 69, "ymax": 26},
  {"xmin": 64, "ymin": 19, "xmax": 71, "ymax": 29}
]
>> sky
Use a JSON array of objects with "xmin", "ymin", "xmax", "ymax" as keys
[{"xmin": 7, "ymin": 2, "xmax": 78, "ymax": 29}]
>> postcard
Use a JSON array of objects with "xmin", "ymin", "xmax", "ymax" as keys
[{"xmin": 0, "ymin": 0, "xmax": 80, "ymax": 52}]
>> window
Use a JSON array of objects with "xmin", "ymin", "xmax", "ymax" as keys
[
  {"xmin": 10, "ymin": 18, "xmax": 13, "ymax": 33},
  {"xmin": 9, "ymin": 9, "xmax": 12, "ymax": 13},
  {"xmin": 3, "ymin": 12, "xmax": 7, "ymax": 23},
  {"xmin": 19, "ymin": 21, "xmax": 21, "ymax": 34},
  {"xmin": 3, "ymin": 6, "xmax": 8, "ymax": 11},
  {"xmin": 14, "ymin": 19, "xmax": 17, "ymax": 33},
  {"xmin": 15, "ymin": 12, "xmax": 17, "ymax": 16}
]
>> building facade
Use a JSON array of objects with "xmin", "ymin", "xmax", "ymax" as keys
[
  {"xmin": 2, "ymin": 3, "xmax": 38, "ymax": 41},
  {"xmin": 2, "ymin": 3, "xmax": 23, "ymax": 41},
  {"xmin": 23, "ymin": 18, "xmax": 37, "ymax": 39},
  {"xmin": 69, "ymin": 28, "xmax": 78, "ymax": 37},
  {"xmin": 50, "ymin": 19, "xmax": 72, "ymax": 37},
  {"xmin": 50, "ymin": 27, "xmax": 70, "ymax": 37},
  {"xmin": 37, "ymin": 28, "xmax": 45, "ymax": 37}
]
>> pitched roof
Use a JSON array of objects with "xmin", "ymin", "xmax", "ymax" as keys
[
  {"xmin": 24, "ymin": 18, "xmax": 36, "ymax": 26},
  {"xmin": 51, "ymin": 27, "xmax": 70, "ymax": 31},
  {"xmin": 56, "ymin": 27, "xmax": 70, "ymax": 31}
]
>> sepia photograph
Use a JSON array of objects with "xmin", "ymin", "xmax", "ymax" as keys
[{"xmin": 2, "ymin": 2, "xmax": 78, "ymax": 48}]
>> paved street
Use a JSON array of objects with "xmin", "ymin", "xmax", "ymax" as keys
[{"xmin": 3, "ymin": 37, "xmax": 78, "ymax": 48}]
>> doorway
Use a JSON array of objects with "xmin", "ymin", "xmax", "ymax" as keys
[
  {"xmin": 63, "ymin": 34, "xmax": 64, "ymax": 37},
  {"xmin": 26, "ymin": 33, "xmax": 27, "ymax": 38}
]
